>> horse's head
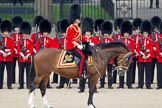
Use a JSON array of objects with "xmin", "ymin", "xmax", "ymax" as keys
[{"xmin": 115, "ymin": 52, "xmax": 134, "ymax": 76}]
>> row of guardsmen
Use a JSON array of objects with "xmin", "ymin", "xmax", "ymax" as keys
[{"xmin": 0, "ymin": 14, "xmax": 162, "ymax": 90}]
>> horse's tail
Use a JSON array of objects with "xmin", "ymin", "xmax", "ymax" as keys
[{"xmin": 28, "ymin": 57, "xmax": 36, "ymax": 89}]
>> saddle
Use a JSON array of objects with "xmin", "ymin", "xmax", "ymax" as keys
[{"xmin": 57, "ymin": 50, "xmax": 93, "ymax": 68}]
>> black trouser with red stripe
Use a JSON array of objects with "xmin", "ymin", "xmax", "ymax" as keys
[
  {"xmin": 0, "ymin": 62, "xmax": 12, "ymax": 89},
  {"xmin": 70, "ymin": 48, "xmax": 86, "ymax": 77},
  {"xmin": 18, "ymin": 62, "xmax": 31, "ymax": 88},
  {"xmin": 157, "ymin": 62, "xmax": 162, "ymax": 88},
  {"xmin": 11, "ymin": 57, "xmax": 18, "ymax": 83},
  {"xmin": 150, "ymin": 58, "xmax": 157, "ymax": 83},
  {"xmin": 138, "ymin": 62, "xmax": 151, "ymax": 88},
  {"xmin": 119, "ymin": 64, "xmax": 133, "ymax": 88},
  {"xmin": 132, "ymin": 58, "xmax": 137, "ymax": 84}
]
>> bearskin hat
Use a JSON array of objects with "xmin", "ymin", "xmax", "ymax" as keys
[
  {"xmin": 101, "ymin": 21, "xmax": 113, "ymax": 35},
  {"xmin": 140, "ymin": 20, "xmax": 152, "ymax": 35},
  {"xmin": 20, "ymin": 22, "xmax": 32, "ymax": 35},
  {"xmin": 68, "ymin": 4, "xmax": 81, "ymax": 24},
  {"xmin": 39, "ymin": 19, "xmax": 52, "ymax": 33},
  {"xmin": 132, "ymin": 18, "xmax": 143, "ymax": 30},
  {"xmin": 0, "ymin": 20, "xmax": 12, "ymax": 33},
  {"xmin": 59, "ymin": 19, "xmax": 69, "ymax": 33},
  {"xmin": 114, "ymin": 18, "xmax": 124, "ymax": 31},
  {"xmin": 151, "ymin": 16, "xmax": 161, "ymax": 29},
  {"xmin": 94, "ymin": 19, "xmax": 104, "ymax": 32},
  {"xmin": 82, "ymin": 17, "xmax": 94, "ymax": 34},
  {"xmin": 11, "ymin": 16, "xmax": 23, "ymax": 28},
  {"xmin": 159, "ymin": 22, "xmax": 162, "ymax": 34},
  {"xmin": 34, "ymin": 15, "xmax": 44, "ymax": 27},
  {"xmin": 121, "ymin": 21, "xmax": 132, "ymax": 35}
]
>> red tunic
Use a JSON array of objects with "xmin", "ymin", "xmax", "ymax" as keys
[
  {"xmin": 156, "ymin": 34, "xmax": 162, "ymax": 62},
  {"xmin": 0, "ymin": 37, "xmax": 14, "ymax": 62},
  {"xmin": 131, "ymin": 34, "xmax": 141, "ymax": 58},
  {"xmin": 103, "ymin": 37, "xmax": 114, "ymax": 64},
  {"xmin": 137, "ymin": 37, "xmax": 153, "ymax": 62},
  {"xmin": 12, "ymin": 33, "xmax": 23, "ymax": 58},
  {"xmin": 149, "ymin": 33, "xmax": 158, "ymax": 58},
  {"xmin": 17, "ymin": 38, "xmax": 33, "ymax": 62},
  {"xmin": 82, "ymin": 35, "xmax": 98, "ymax": 44},
  {"xmin": 122, "ymin": 37, "xmax": 134, "ymax": 54},
  {"xmin": 36, "ymin": 37, "xmax": 53, "ymax": 52},
  {"xmin": 65, "ymin": 24, "xmax": 81, "ymax": 50},
  {"xmin": 53, "ymin": 37, "xmax": 65, "ymax": 49}
]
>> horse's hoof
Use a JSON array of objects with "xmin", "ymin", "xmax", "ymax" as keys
[
  {"xmin": 88, "ymin": 104, "xmax": 95, "ymax": 108},
  {"xmin": 30, "ymin": 104, "xmax": 36, "ymax": 108}
]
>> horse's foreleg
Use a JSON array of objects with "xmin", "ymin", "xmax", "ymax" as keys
[
  {"xmin": 88, "ymin": 75, "xmax": 98, "ymax": 108},
  {"xmin": 28, "ymin": 76, "xmax": 42, "ymax": 108},
  {"xmin": 40, "ymin": 76, "xmax": 53, "ymax": 108},
  {"xmin": 28, "ymin": 82, "xmax": 36, "ymax": 108}
]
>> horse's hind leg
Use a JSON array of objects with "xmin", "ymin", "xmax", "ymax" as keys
[
  {"xmin": 40, "ymin": 76, "xmax": 53, "ymax": 108},
  {"xmin": 28, "ymin": 76, "xmax": 42, "ymax": 108},
  {"xmin": 88, "ymin": 75, "xmax": 99, "ymax": 108}
]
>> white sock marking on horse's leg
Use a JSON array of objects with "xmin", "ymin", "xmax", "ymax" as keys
[
  {"xmin": 43, "ymin": 95, "xmax": 52, "ymax": 108},
  {"xmin": 28, "ymin": 91, "xmax": 35, "ymax": 107},
  {"xmin": 88, "ymin": 104, "xmax": 95, "ymax": 108}
]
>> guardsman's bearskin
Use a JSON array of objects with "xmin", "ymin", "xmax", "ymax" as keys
[
  {"xmin": 1, "ymin": 20, "xmax": 12, "ymax": 33},
  {"xmin": 39, "ymin": 19, "xmax": 52, "ymax": 33},
  {"xmin": 94, "ymin": 19, "xmax": 104, "ymax": 32},
  {"xmin": 140, "ymin": 20, "xmax": 152, "ymax": 35},
  {"xmin": 151, "ymin": 16, "xmax": 161, "ymax": 30},
  {"xmin": 82, "ymin": 17, "xmax": 94, "ymax": 35},
  {"xmin": 121, "ymin": 21, "xmax": 133, "ymax": 35},
  {"xmin": 11, "ymin": 16, "xmax": 23, "ymax": 28},
  {"xmin": 101, "ymin": 21, "xmax": 113, "ymax": 35},
  {"xmin": 114, "ymin": 18, "xmax": 124, "ymax": 31},
  {"xmin": 68, "ymin": 4, "xmax": 81, "ymax": 24},
  {"xmin": 132, "ymin": 18, "xmax": 143, "ymax": 30},
  {"xmin": 159, "ymin": 22, "xmax": 162, "ymax": 34},
  {"xmin": 34, "ymin": 15, "xmax": 44, "ymax": 27},
  {"xmin": 20, "ymin": 22, "xmax": 32, "ymax": 35},
  {"xmin": 59, "ymin": 19, "xmax": 69, "ymax": 33}
]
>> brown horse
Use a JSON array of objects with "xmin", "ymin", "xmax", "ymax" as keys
[{"xmin": 28, "ymin": 42, "xmax": 133, "ymax": 108}]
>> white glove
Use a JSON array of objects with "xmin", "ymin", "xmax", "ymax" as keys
[
  {"xmin": 77, "ymin": 45, "xmax": 83, "ymax": 50},
  {"xmin": 153, "ymin": 47, "xmax": 156, "ymax": 51},
  {"xmin": 160, "ymin": 53, "xmax": 162, "ymax": 57},
  {"xmin": 142, "ymin": 55, "xmax": 147, "ymax": 59},
  {"xmin": 89, "ymin": 42, "xmax": 95, "ymax": 46},
  {"xmin": 140, "ymin": 51, "xmax": 145, "ymax": 56},
  {"xmin": 3, "ymin": 52, "xmax": 8, "ymax": 57},
  {"xmin": 145, "ymin": 49, "xmax": 150, "ymax": 52}
]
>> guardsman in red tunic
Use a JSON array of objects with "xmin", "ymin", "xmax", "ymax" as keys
[
  {"xmin": 156, "ymin": 22, "xmax": 162, "ymax": 89},
  {"xmin": 0, "ymin": 20, "xmax": 14, "ymax": 89},
  {"xmin": 131, "ymin": 18, "xmax": 143, "ymax": 84},
  {"xmin": 99, "ymin": 21, "xmax": 114, "ymax": 89},
  {"xmin": 150, "ymin": 16, "xmax": 161, "ymax": 83},
  {"xmin": 36, "ymin": 19, "xmax": 53, "ymax": 88},
  {"xmin": 65, "ymin": 4, "xmax": 87, "ymax": 79},
  {"xmin": 119, "ymin": 21, "xmax": 134, "ymax": 89},
  {"xmin": 136, "ymin": 20, "xmax": 153, "ymax": 89},
  {"xmin": 30, "ymin": 16, "xmax": 44, "ymax": 54},
  {"xmin": 94, "ymin": 19, "xmax": 104, "ymax": 44},
  {"xmin": 112, "ymin": 18, "xmax": 124, "ymax": 84},
  {"xmin": 53, "ymin": 19, "xmax": 70, "ymax": 89},
  {"xmin": 11, "ymin": 16, "xmax": 23, "ymax": 84},
  {"xmin": 78, "ymin": 17, "xmax": 98, "ymax": 93},
  {"xmin": 17, "ymin": 22, "xmax": 33, "ymax": 89}
]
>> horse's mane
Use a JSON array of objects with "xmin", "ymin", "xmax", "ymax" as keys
[{"xmin": 96, "ymin": 42, "xmax": 130, "ymax": 52}]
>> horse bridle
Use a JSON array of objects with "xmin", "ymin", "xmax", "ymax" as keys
[{"xmin": 115, "ymin": 52, "xmax": 131, "ymax": 71}]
